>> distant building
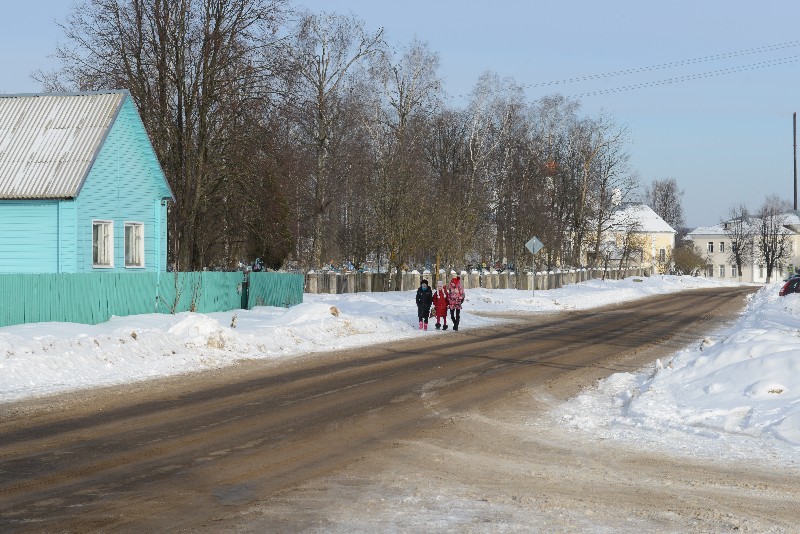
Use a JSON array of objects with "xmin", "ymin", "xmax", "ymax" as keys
[
  {"xmin": 591, "ymin": 203, "xmax": 676, "ymax": 271},
  {"xmin": 0, "ymin": 91, "xmax": 174, "ymax": 273},
  {"xmin": 688, "ymin": 212, "xmax": 800, "ymax": 282}
]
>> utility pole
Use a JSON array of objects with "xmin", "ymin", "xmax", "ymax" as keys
[{"xmin": 794, "ymin": 112, "xmax": 797, "ymax": 210}]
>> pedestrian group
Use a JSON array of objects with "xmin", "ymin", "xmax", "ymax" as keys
[{"xmin": 415, "ymin": 275, "xmax": 465, "ymax": 331}]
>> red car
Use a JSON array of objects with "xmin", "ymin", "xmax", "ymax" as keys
[{"xmin": 779, "ymin": 276, "xmax": 800, "ymax": 296}]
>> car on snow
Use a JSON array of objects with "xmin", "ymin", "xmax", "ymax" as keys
[{"xmin": 779, "ymin": 275, "xmax": 800, "ymax": 296}]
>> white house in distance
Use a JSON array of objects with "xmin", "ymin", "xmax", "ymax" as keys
[
  {"xmin": 688, "ymin": 212, "xmax": 800, "ymax": 282},
  {"xmin": 597, "ymin": 203, "xmax": 676, "ymax": 270}
]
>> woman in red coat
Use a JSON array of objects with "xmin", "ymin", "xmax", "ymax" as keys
[{"xmin": 432, "ymin": 280, "xmax": 450, "ymax": 330}]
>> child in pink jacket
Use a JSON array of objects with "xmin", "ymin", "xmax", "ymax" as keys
[{"xmin": 448, "ymin": 275, "xmax": 465, "ymax": 331}]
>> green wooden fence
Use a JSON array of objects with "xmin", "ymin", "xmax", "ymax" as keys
[
  {"xmin": 247, "ymin": 271, "xmax": 304, "ymax": 308},
  {"xmin": 0, "ymin": 271, "xmax": 304, "ymax": 328}
]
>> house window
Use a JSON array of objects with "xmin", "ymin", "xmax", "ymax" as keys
[
  {"xmin": 759, "ymin": 265, "xmax": 764, "ymax": 278},
  {"xmin": 659, "ymin": 248, "xmax": 666, "ymax": 263},
  {"xmin": 719, "ymin": 242, "xmax": 725, "ymax": 253},
  {"xmin": 719, "ymin": 264, "xmax": 725, "ymax": 277},
  {"xmin": 731, "ymin": 265, "xmax": 738, "ymax": 277},
  {"xmin": 124, "ymin": 222, "xmax": 145, "ymax": 268},
  {"xmin": 706, "ymin": 265, "xmax": 714, "ymax": 277},
  {"xmin": 707, "ymin": 242, "xmax": 714, "ymax": 253},
  {"xmin": 92, "ymin": 220, "xmax": 114, "ymax": 268}
]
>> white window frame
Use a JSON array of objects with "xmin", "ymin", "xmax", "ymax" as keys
[
  {"xmin": 659, "ymin": 248, "xmax": 666, "ymax": 263},
  {"xmin": 719, "ymin": 264, "xmax": 725, "ymax": 277},
  {"xmin": 124, "ymin": 222, "xmax": 145, "ymax": 268},
  {"xmin": 719, "ymin": 242, "xmax": 725, "ymax": 253},
  {"xmin": 707, "ymin": 242, "xmax": 714, "ymax": 253},
  {"xmin": 92, "ymin": 220, "xmax": 114, "ymax": 268}
]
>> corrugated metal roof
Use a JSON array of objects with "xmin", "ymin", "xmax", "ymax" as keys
[{"xmin": 0, "ymin": 92, "xmax": 125, "ymax": 199}]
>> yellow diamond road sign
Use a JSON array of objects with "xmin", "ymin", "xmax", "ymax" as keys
[{"xmin": 525, "ymin": 237, "xmax": 543, "ymax": 254}]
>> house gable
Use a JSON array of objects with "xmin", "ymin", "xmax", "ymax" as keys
[
  {"xmin": 601, "ymin": 203, "xmax": 676, "ymax": 267},
  {"xmin": 75, "ymin": 96, "xmax": 172, "ymax": 272}
]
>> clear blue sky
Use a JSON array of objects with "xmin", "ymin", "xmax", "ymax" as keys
[{"xmin": 3, "ymin": 1, "xmax": 799, "ymax": 228}]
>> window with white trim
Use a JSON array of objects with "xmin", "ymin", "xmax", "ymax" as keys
[
  {"xmin": 659, "ymin": 248, "xmax": 666, "ymax": 262},
  {"xmin": 92, "ymin": 220, "xmax": 114, "ymax": 268},
  {"xmin": 719, "ymin": 264, "xmax": 725, "ymax": 277},
  {"xmin": 124, "ymin": 222, "xmax": 145, "ymax": 268},
  {"xmin": 719, "ymin": 242, "xmax": 725, "ymax": 253},
  {"xmin": 731, "ymin": 265, "xmax": 738, "ymax": 277},
  {"xmin": 707, "ymin": 242, "xmax": 714, "ymax": 253}
]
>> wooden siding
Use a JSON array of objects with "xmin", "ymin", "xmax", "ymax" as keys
[
  {"xmin": 75, "ymin": 97, "xmax": 168, "ymax": 272},
  {"xmin": 0, "ymin": 200, "xmax": 59, "ymax": 273},
  {"xmin": 58, "ymin": 200, "xmax": 78, "ymax": 272}
]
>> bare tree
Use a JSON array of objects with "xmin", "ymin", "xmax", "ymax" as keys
[
  {"xmin": 611, "ymin": 211, "xmax": 646, "ymax": 272},
  {"xmin": 423, "ymin": 108, "xmax": 473, "ymax": 276},
  {"xmin": 368, "ymin": 39, "xmax": 442, "ymax": 288},
  {"xmin": 645, "ymin": 178, "xmax": 685, "ymax": 233},
  {"xmin": 585, "ymin": 126, "xmax": 637, "ymax": 269},
  {"xmin": 38, "ymin": 0, "xmax": 290, "ymax": 270},
  {"xmin": 523, "ymin": 94, "xmax": 580, "ymax": 270},
  {"xmin": 619, "ymin": 228, "xmax": 647, "ymax": 271},
  {"xmin": 567, "ymin": 114, "xmax": 627, "ymax": 267},
  {"xmin": 283, "ymin": 11, "xmax": 383, "ymax": 269},
  {"xmin": 723, "ymin": 204, "xmax": 754, "ymax": 281},
  {"xmin": 671, "ymin": 243, "xmax": 706, "ymax": 275},
  {"xmin": 756, "ymin": 195, "xmax": 792, "ymax": 282},
  {"xmin": 462, "ymin": 73, "xmax": 520, "ymax": 267}
]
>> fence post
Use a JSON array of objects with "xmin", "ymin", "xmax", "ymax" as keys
[
  {"xmin": 466, "ymin": 271, "xmax": 478, "ymax": 289},
  {"xmin": 305, "ymin": 271, "xmax": 317, "ymax": 294},
  {"xmin": 499, "ymin": 272, "xmax": 508, "ymax": 289},
  {"xmin": 328, "ymin": 271, "xmax": 337, "ymax": 294}
]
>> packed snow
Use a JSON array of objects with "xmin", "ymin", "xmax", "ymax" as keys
[{"xmin": 2, "ymin": 274, "xmax": 799, "ymax": 465}]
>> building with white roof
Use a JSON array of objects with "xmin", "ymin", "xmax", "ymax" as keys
[
  {"xmin": 688, "ymin": 212, "xmax": 800, "ymax": 282},
  {"xmin": 592, "ymin": 203, "xmax": 676, "ymax": 271}
]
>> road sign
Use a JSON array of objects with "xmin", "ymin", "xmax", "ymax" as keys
[{"xmin": 525, "ymin": 236, "xmax": 543, "ymax": 255}]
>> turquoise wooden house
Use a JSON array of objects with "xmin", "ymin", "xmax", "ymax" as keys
[{"xmin": 0, "ymin": 91, "xmax": 173, "ymax": 273}]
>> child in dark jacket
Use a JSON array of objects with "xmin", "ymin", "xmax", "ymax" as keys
[
  {"xmin": 432, "ymin": 280, "xmax": 449, "ymax": 330},
  {"xmin": 415, "ymin": 279, "xmax": 433, "ymax": 330}
]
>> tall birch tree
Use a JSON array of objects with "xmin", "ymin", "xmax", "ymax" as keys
[{"xmin": 284, "ymin": 12, "xmax": 383, "ymax": 268}]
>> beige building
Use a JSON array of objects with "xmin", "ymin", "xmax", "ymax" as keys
[
  {"xmin": 688, "ymin": 212, "xmax": 800, "ymax": 282},
  {"xmin": 592, "ymin": 204, "xmax": 676, "ymax": 271}
]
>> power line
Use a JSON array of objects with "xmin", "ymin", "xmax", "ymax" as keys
[
  {"xmin": 570, "ymin": 55, "xmax": 800, "ymax": 98},
  {"xmin": 530, "ymin": 40, "xmax": 800, "ymax": 89}
]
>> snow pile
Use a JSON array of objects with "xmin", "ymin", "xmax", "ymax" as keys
[{"xmin": 556, "ymin": 281, "xmax": 800, "ymax": 463}]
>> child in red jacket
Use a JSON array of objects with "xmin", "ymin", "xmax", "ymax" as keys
[{"xmin": 432, "ymin": 280, "xmax": 450, "ymax": 330}]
